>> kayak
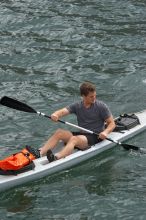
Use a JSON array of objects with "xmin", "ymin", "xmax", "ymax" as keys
[{"xmin": 0, "ymin": 109, "xmax": 146, "ymax": 192}]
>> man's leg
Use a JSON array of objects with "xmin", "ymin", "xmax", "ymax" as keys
[
  {"xmin": 56, "ymin": 135, "xmax": 88, "ymax": 159},
  {"xmin": 40, "ymin": 129, "xmax": 73, "ymax": 156}
]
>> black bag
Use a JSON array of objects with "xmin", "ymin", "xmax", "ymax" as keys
[{"xmin": 114, "ymin": 113, "xmax": 140, "ymax": 132}]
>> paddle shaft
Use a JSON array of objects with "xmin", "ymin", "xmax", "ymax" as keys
[{"xmin": 39, "ymin": 111, "xmax": 95, "ymax": 133}]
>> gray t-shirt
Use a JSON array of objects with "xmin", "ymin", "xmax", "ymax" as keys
[{"xmin": 66, "ymin": 100, "xmax": 112, "ymax": 133}]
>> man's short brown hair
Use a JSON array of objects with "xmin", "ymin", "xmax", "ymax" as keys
[{"xmin": 80, "ymin": 82, "xmax": 96, "ymax": 96}]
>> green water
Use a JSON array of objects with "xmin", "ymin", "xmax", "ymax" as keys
[{"xmin": 0, "ymin": 0, "xmax": 146, "ymax": 219}]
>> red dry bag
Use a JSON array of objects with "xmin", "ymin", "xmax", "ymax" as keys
[{"xmin": 0, "ymin": 146, "xmax": 37, "ymax": 171}]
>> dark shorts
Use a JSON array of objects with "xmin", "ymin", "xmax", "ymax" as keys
[{"xmin": 72, "ymin": 131, "xmax": 102, "ymax": 146}]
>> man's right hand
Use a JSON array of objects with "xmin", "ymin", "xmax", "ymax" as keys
[{"xmin": 51, "ymin": 113, "xmax": 59, "ymax": 122}]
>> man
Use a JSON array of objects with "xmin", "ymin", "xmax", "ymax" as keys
[{"xmin": 39, "ymin": 82, "xmax": 115, "ymax": 162}]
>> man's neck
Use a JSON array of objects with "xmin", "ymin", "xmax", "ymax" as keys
[{"xmin": 83, "ymin": 100, "xmax": 92, "ymax": 108}]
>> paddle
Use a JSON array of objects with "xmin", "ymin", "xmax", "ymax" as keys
[{"xmin": 1, "ymin": 96, "xmax": 146, "ymax": 153}]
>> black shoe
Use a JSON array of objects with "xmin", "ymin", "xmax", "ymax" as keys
[
  {"xmin": 46, "ymin": 150, "xmax": 56, "ymax": 162},
  {"xmin": 26, "ymin": 146, "xmax": 40, "ymax": 159}
]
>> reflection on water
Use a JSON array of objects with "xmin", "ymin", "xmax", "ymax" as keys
[
  {"xmin": 85, "ymin": 159, "xmax": 115, "ymax": 196},
  {"xmin": 0, "ymin": 188, "xmax": 35, "ymax": 213}
]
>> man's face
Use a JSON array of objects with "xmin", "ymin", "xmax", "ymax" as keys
[{"xmin": 83, "ymin": 91, "xmax": 96, "ymax": 104}]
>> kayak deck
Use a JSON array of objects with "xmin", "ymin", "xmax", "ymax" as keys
[{"xmin": 0, "ymin": 109, "xmax": 146, "ymax": 192}]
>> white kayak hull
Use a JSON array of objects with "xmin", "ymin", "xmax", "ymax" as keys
[{"xmin": 0, "ymin": 110, "xmax": 146, "ymax": 192}]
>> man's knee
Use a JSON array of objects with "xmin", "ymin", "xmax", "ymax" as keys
[
  {"xmin": 68, "ymin": 136, "xmax": 78, "ymax": 145},
  {"xmin": 54, "ymin": 129, "xmax": 67, "ymax": 138},
  {"xmin": 54, "ymin": 128, "xmax": 64, "ymax": 135}
]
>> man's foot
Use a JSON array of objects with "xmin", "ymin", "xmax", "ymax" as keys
[{"xmin": 47, "ymin": 150, "xmax": 57, "ymax": 162}]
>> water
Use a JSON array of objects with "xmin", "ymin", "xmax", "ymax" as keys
[{"xmin": 0, "ymin": 0, "xmax": 146, "ymax": 219}]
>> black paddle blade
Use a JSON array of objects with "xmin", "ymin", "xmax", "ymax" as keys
[
  {"xmin": 121, "ymin": 143, "xmax": 139, "ymax": 151},
  {"xmin": 121, "ymin": 143, "xmax": 146, "ymax": 154},
  {"xmin": 0, "ymin": 96, "xmax": 37, "ymax": 113}
]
